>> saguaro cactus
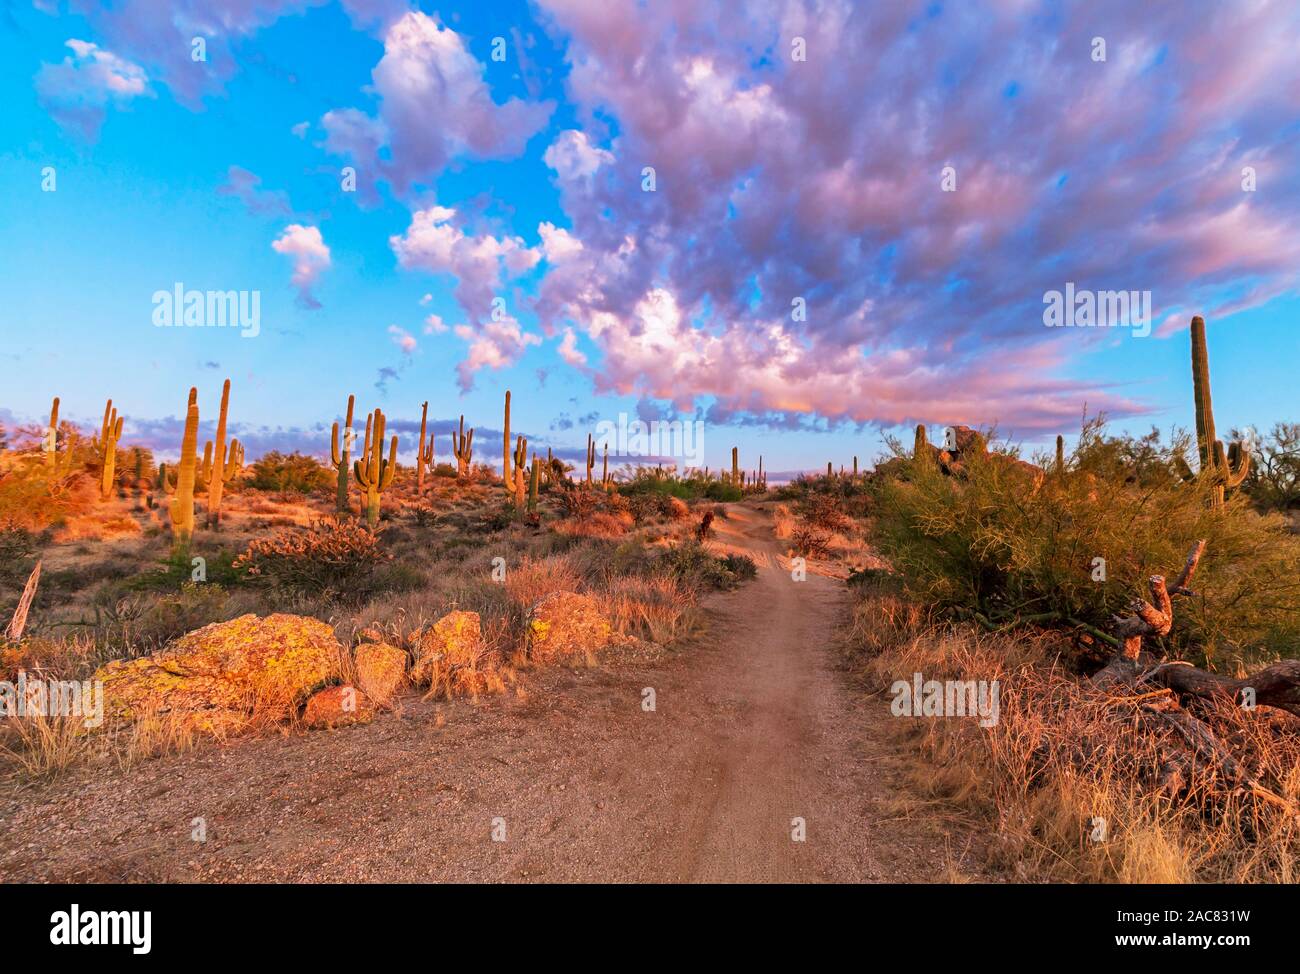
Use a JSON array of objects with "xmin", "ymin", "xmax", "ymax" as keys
[
  {"xmin": 354, "ymin": 407, "xmax": 397, "ymax": 528},
  {"xmin": 731, "ymin": 447, "xmax": 739, "ymax": 486},
  {"xmin": 94, "ymin": 399, "xmax": 124, "ymax": 500},
  {"xmin": 330, "ymin": 395, "xmax": 356, "ymax": 514},
  {"xmin": 502, "ymin": 389, "xmax": 513, "ymax": 497},
  {"xmin": 42, "ymin": 396, "xmax": 76, "ymax": 481},
  {"xmin": 162, "ymin": 388, "xmax": 200, "ymax": 551},
  {"xmin": 512, "ymin": 434, "xmax": 528, "ymax": 507},
  {"xmin": 1190, "ymin": 315, "xmax": 1250, "ymax": 507},
  {"xmin": 416, "ymin": 400, "xmax": 431, "ymax": 493},
  {"xmin": 199, "ymin": 379, "xmax": 243, "ymax": 528},
  {"xmin": 1055, "ymin": 435, "xmax": 1065, "ymax": 474},
  {"xmin": 452, "ymin": 414, "xmax": 474, "ymax": 478},
  {"xmin": 585, "ymin": 433, "xmax": 596, "ymax": 484},
  {"xmin": 528, "ymin": 454, "xmax": 540, "ymax": 512}
]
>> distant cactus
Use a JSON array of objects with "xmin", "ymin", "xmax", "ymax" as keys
[
  {"xmin": 1055, "ymin": 434, "xmax": 1065, "ymax": 474},
  {"xmin": 199, "ymin": 379, "xmax": 243, "ymax": 528},
  {"xmin": 451, "ymin": 414, "xmax": 474, "ymax": 479},
  {"xmin": 731, "ymin": 446, "xmax": 739, "ymax": 486},
  {"xmin": 330, "ymin": 394, "xmax": 356, "ymax": 514},
  {"xmin": 43, "ymin": 396, "xmax": 76, "ymax": 482},
  {"xmin": 1190, "ymin": 315, "xmax": 1250, "ymax": 507},
  {"xmin": 601, "ymin": 443, "xmax": 611, "ymax": 491},
  {"xmin": 585, "ymin": 433, "xmax": 596, "ymax": 484},
  {"xmin": 94, "ymin": 398, "xmax": 124, "ymax": 501},
  {"xmin": 162, "ymin": 388, "xmax": 200, "ymax": 551},
  {"xmin": 354, "ymin": 407, "xmax": 397, "ymax": 529},
  {"xmin": 528, "ymin": 454, "xmax": 540, "ymax": 512}
]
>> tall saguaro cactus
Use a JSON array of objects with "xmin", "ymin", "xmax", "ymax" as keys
[
  {"xmin": 162, "ymin": 388, "xmax": 200, "ymax": 552},
  {"xmin": 1190, "ymin": 315, "xmax": 1250, "ymax": 507},
  {"xmin": 94, "ymin": 398, "xmax": 124, "ymax": 500},
  {"xmin": 354, "ymin": 407, "xmax": 397, "ymax": 528},
  {"xmin": 731, "ymin": 447, "xmax": 739, "ymax": 486},
  {"xmin": 452, "ymin": 414, "xmax": 474, "ymax": 479},
  {"xmin": 416, "ymin": 400, "xmax": 431, "ymax": 492},
  {"xmin": 199, "ymin": 379, "xmax": 243, "ymax": 528},
  {"xmin": 585, "ymin": 433, "xmax": 596, "ymax": 484},
  {"xmin": 43, "ymin": 396, "xmax": 76, "ymax": 481},
  {"xmin": 528, "ymin": 454, "xmax": 540, "ymax": 513},
  {"xmin": 502, "ymin": 389, "xmax": 513, "ymax": 498},
  {"xmin": 330, "ymin": 394, "xmax": 356, "ymax": 514}
]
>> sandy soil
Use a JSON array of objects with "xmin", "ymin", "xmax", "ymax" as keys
[{"xmin": 0, "ymin": 505, "xmax": 986, "ymax": 883}]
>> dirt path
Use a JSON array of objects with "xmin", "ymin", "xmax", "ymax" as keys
[{"xmin": 0, "ymin": 504, "xmax": 982, "ymax": 883}]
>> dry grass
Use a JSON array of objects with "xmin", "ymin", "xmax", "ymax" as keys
[
  {"xmin": 602, "ymin": 574, "xmax": 697, "ymax": 644},
  {"xmin": 847, "ymin": 587, "xmax": 1300, "ymax": 883}
]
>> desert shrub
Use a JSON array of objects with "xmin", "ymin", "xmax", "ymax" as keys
[
  {"xmin": 233, "ymin": 517, "xmax": 387, "ymax": 598},
  {"xmin": 659, "ymin": 539, "xmax": 749, "ymax": 591},
  {"xmin": 721, "ymin": 553, "xmax": 758, "ymax": 582},
  {"xmin": 556, "ymin": 485, "xmax": 601, "ymax": 518},
  {"xmin": 553, "ymin": 511, "xmax": 633, "ymax": 539},
  {"xmin": 790, "ymin": 523, "xmax": 833, "ymax": 558},
  {"xmin": 0, "ymin": 465, "xmax": 96, "ymax": 532},
  {"xmin": 0, "ymin": 519, "xmax": 39, "ymax": 589},
  {"xmin": 702, "ymin": 481, "xmax": 743, "ymax": 502},
  {"xmin": 603, "ymin": 574, "xmax": 696, "ymax": 643},
  {"xmin": 799, "ymin": 492, "xmax": 852, "ymax": 531},
  {"xmin": 433, "ymin": 462, "xmax": 457, "ymax": 478},
  {"xmin": 871, "ymin": 422, "xmax": 1300, "ymax": 666},
  {"xmin": 504, "ymin": 555, "xmax": 582, "ymax": 609},
  {"xmin": 1243, "ymin": 422, "xmax": 1300, "ymax": 512},
  {"xmin": 247, "ymin": 451, "xmax": 332, "ymax": 494}
]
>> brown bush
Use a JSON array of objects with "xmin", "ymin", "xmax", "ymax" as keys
[{"xmin": 233, "ymin": 517, "xmax": 386, "ymax": 597}]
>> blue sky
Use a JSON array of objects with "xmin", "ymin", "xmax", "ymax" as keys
[{"xmin": 1, "ymin": 1, "xmax": 1297, "ymax": 476}]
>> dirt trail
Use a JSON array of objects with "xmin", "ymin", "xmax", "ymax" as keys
[{"xmin": 0, "ymin": 504, "xmax": 980, "ymax": 883}]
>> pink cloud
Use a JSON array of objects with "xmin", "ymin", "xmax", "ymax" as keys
[
  {"xmin": 35, "ymin": 39, "xmax": 151, "ymax": 140},
  {"xmin": 271, "ymin": 224, "xmax": 331, "ymax": 309}
]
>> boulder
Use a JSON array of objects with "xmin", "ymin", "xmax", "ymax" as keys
[
  {"xmin": 354, "ymin": 641, "xmax": 406, "ymax": 706},
  {"xmin": 95, "ymin": 613, "xmax": 338, "ymax": 732},
  {"xmin": 412, "ymin": 610, "xmax": 481, "ymax": 685},
  {"xmin": 528, "ymin": 592, "xmax": 611, "ymax": 663},
  {"xmin": 302, "ymin": 685, "xmax": 374, "ymax": 729}
]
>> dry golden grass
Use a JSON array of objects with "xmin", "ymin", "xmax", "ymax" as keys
[
  {"xmin": 602, "ymin": 574, "xmax": 696, "ymax": 644},
  {"xmin": 847, "ymin": 588, "xmax": 1300, "ymax": 883}
]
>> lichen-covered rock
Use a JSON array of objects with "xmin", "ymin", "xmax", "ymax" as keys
[
  {"xmin": 412, "ymin": 611, "xmax": 481, "ymax": 685},
  {"xmin": 527, "ymin": 592, "xmax": 611, "ymax": 663},
  {"xmin": 94, "ymin": 613, "xmax": 338, "ymax": 731},
  {"xmin": 302, "ymin": 685, "xmax": 374, "ymax": 729},
  {"xmin": 354, "ymin": 641, "xmax": 406, "ymax": 706}
]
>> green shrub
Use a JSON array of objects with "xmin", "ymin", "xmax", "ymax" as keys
[
  {"xmin": 233, "ymin": 517, "xmax": 387, "ymax": 598},
  {"xmin": 871, "ymin": 422, "xmax": 1300, "ymax": 666},
  {"xmin": 247, "ymin": 451, "xmax": 332, "ymax": 494}
]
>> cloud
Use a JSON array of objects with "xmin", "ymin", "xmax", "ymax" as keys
[
  {"xmin": 423, "ymin": 313, "xmax": 448, "ymax": 334},
  {"xmin": 217, "ymin": 165, "xmax": 291, "ymax": 217},
  {"xmin": 390, "ymin": 205, "xmax": 539, "ymax": 320},
  {"xmin": 388, "ymin": 324, "xmax": 417, "ymax": 354},
  {"xmin": 35, "ymin": 39, "xmax": 151, "ymax": 140},
  {"xmin": 271, "ymin": 224, "xmax": 331, "ymax": 309},
  {"xmin": 452, "ymin": 317, "xmax": 542, "ymax": 391},
  {"xmin": 320, "ymin": 10, "xmax": 554, "ymax": 196},
  {"xmin": 529, "ymin": 0, "xmax": 1300, "ymax": 433}
]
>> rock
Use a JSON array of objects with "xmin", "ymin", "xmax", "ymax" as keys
[
  {"xmin": 354, "ymin": 642, "xmax": 406, "ymax": 706},
  {"xmin": 412, "ymin": 611, "xmax": 482, "ymax": 685},
  {"xmin": 527, "ymin": 592, "xmax": 611, "ymax": 663},
  {"xmin": 95, "ymin": 613, "xmax": 339, "ymax": 732},
  {"xmin": 302, "ymin": 685, "xmax": 374, "ymax": 729}
]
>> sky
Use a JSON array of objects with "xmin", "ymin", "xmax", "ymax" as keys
[{"xmin": 0, "ymin": 0, "xmax": 1297, "ymax": 478}]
